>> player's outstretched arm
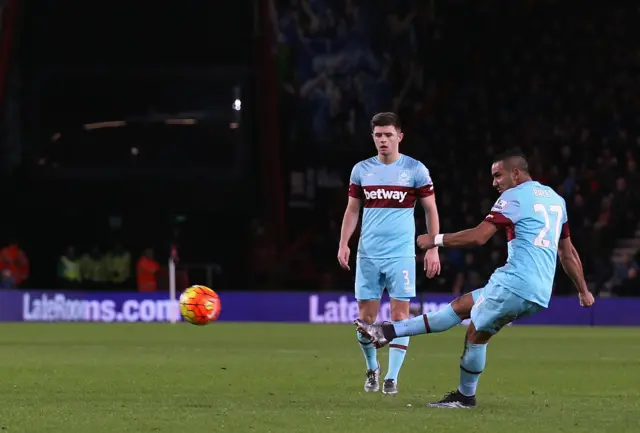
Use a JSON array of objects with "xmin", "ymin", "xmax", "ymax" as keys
[
  {"xmin": 337, "ymin": 197, "xmax": 361, "ymax": 270},
  {"xmin": 417, "ymin": 221, "xmax": 498, "ymax": 250},
  {"xmin": 558, "ymin": 237, "xmax": 595, "ymax": 307}
]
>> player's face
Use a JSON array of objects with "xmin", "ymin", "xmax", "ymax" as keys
[
  {"xmin": 491, "ymin": 161, "xmax": 516, "ymax": 193},
  {"xmin": 372, "ymin": 125, "xmax": 403, "ymax": 156}
]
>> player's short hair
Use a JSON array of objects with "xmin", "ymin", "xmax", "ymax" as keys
[
  {"xmin": 371, "ymin": 112, "xmax": 402, "ymax": 132},
  {"xmin": 494, "ymin": 148, "xmax": 529, "ymax": 173}
]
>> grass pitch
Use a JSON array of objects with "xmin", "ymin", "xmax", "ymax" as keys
[{"xmin": 0, "ymin": 323, "xmax": 638, "ymax": 433}]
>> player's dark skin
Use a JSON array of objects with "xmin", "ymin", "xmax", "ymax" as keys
[
  {"xmin": 448, "ymin": 293, "xmax": 490, "ymax": 344},
  {"xmin": 418, "ymin": 155, "xmax": 594, "ymax": 347}
]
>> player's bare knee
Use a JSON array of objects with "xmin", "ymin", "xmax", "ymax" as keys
[
  {"xmin": 389, "ymin": 298, "xmax": 410, "ymax": 321},
  {"xmin": 358, "ymin": 308, "xmax": 377, "ymax": 323},
  {"xmin": 390, "ymin": 310, "xmax": 409, "ymax": 321},
  {"xmin": 358, "ymin": 300, "xmax": 379, "ymax": 324},
  {"xmin": 359, "ymin": 313, "xmax": 377, "ymax": 324},
  {"xmin": 466, "ymin": 322, "xmax": 491, "ymax": 345},
  {"xmin": 451, "ymin": 293, "xmax": 474, "ymax": 321}
]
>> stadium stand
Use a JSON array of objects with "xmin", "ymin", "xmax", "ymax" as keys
[
  {"xmin": 0, "ymin": 1, "xmax": 637, "ymax": 296},
  {"xmin": 273, "ymin": 0, "xmax": 640, "ymax": 295}
]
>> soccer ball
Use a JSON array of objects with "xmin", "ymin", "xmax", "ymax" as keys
[{"xmin": 179, "ymin": 285, "xmax": 221, "ymax": 325}]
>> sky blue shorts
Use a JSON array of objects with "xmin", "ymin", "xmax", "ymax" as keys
[
  {"xmin": 355, "ymin": 257, "xmax": 416, "ymax": 301},
  {"xmin": 469, "ymin": 282, "xmax": 543, "ymax": 334}
]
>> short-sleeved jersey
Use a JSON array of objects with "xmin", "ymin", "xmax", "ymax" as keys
[
  {"xmin": 348, "ymin": 154, "xmax": 433, "ymax": 258},
  {"xmin": 484, "ymin": 180, "xmax": 570, "ymax": 308}
]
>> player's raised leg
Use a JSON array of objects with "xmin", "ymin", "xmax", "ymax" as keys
[
  {"xmin": 354, "ymin": 257, "xmax": 384, "ymax": 392},
  {"xmin": 355, "ymin": 289, "xmax": 480, "ymax": 347}
]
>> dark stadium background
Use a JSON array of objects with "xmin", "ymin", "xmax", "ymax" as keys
[
  {"xmin": 1, "ymin": 2, "xmax": 640, "ymax": 433},
  {"xmin": 0, "ymin": 0, "xmax": 638, "ymax": 297}
]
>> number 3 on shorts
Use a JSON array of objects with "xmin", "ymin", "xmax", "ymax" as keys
[{"xmin": 402, "ymin": 269, "xmax": 410, "ymax": 287}]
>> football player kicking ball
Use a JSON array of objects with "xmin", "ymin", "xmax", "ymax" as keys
[
  {"xmin": 355, "ymin": 148, "xmax": 595, "ymax": 407},
  {"xmin": 338, "ymin": 112, "xmax": 441, "ymax": 395}
]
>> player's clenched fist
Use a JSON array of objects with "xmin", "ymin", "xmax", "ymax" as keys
[
  {"xmin": 337, "ymin": 245, "xmax": 351, "ymax": 270},
  {"xmin": 579, "ymin": 290, "xmax": 595, "ymax": 307}
]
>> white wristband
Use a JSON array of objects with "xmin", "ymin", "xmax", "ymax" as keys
[{"xmin": 434, "ymin": 234, "xmax": 444, "ymax": 247}]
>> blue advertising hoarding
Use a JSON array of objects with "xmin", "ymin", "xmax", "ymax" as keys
[{"xmin": 0, "ymin": 289, "xmax": 637, "ymax": 326}]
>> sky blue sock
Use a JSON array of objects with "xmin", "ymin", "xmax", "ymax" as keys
[
  {"xmin": 392, "ymin": 304, "xmax": 462, "ymax": 337},
  {"xmin": 459, "ymin": 342, "xmax": 487, "ymax": 397},
  {"xmin": 385, "ymin": 332, "xmax": 410, "ymax": 382},
  {"xmin": 357, "ymin": 331, "xmax": 378, "ymax": 371}
]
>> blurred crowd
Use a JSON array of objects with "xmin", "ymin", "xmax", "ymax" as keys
[
  {"xmin": 262, "ymin": 0, "xmax": 640, "ymax": 296},
  {"xmin": 2, "ymin": 1, "xmax": 639, "ymax": 297},
  {"xmin": 0, "ymin": 238, "xmax": 172, "ymax": 292}
]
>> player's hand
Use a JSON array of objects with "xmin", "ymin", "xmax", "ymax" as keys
[
  {"xmin": 424, "ymin": 248, "xmax": 441, "ymax": 278},
  {"xmin": 579, "ymin": 290, "xmax": 595, "ymax": 308},
  {"xmin": 416, "ymin": 234, "xmax": 436, "ymax": 250},
  {"xmin": 337, "ymin": 245, "xmax": 351, "ymax": 270}
]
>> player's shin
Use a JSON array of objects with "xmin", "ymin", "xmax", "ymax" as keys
[
  {"xmin": 384, "ymin": 304, "xmax": 462, "ymax": 338},
  {"xmin": 356, "ymin": 330, "xmax": 378, "ymax": 371},
  {"xmin": 458, "ymin": 341, "xmax": 487, "ymax": 397},
  {"xmin": 385, "ymin": 332, "xmax": 409, "ymax": 382}
]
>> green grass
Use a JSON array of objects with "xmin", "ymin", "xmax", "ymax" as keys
[{"xmin": 0, "ymin": 323, "xmax": 638, "ymax": 433}]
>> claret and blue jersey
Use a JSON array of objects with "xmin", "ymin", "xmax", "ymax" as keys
[
  {"xmin": 484, "ymin": 180, "xmax": 570, "ymax": 307},
  {"xmin": 348, "ymin": 154, "xmax": 434, "ymax": 259}
]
